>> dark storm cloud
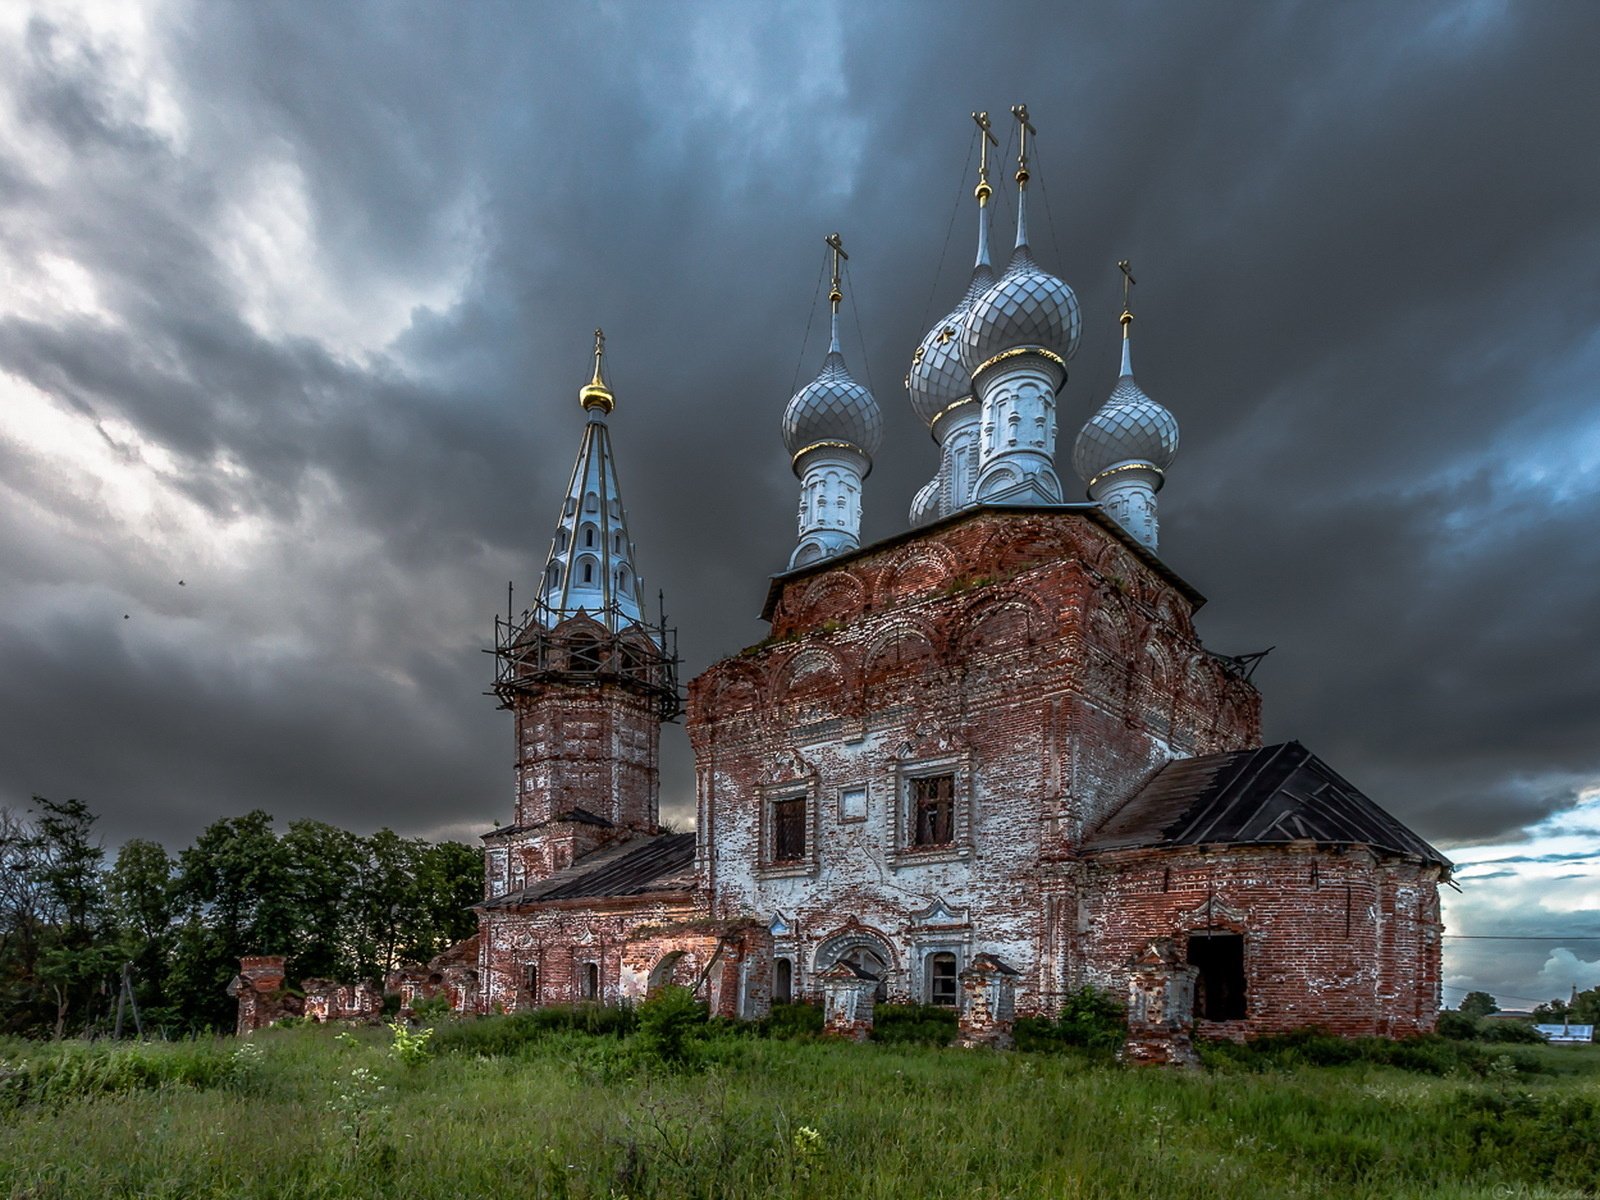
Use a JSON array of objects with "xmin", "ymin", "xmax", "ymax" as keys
[{"xmin": 0, "ymin": 0, "xmax": 1597, "ymax": 940}]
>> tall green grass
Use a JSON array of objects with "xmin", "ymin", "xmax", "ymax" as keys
[{"xmin": 1, "ymin": 1021, "xmax": 1595, "ymax": 1199}]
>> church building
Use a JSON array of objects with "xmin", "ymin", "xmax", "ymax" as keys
[{"xmin": 466, "ymin": 109, "xmax": 1449, "ymax": 1041}]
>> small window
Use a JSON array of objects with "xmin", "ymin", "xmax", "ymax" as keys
[
  {"xmin": 613, "ymin": 532, "xmax": 623, "ymax": 553},
  {"xmin": 772, "ymin": 796, "xmax": 806, "ymax": 862},
  {"xmin": 928, "ymin": 953, "xmax": 958, "ymax": 1006},
  {"xmin": 584, "ymin": 527, "xmax": 596, "ymax": 548},
  {"xmin": 616, "ymin": 566, "xmax": 630, "ymax": 592},
  {"xmin": 774, "ymin": 958, "xmax": 793, "ymax": 1005},
  {"xmin": 556, "ymin": 529, "xmax": 568, "ymax": 552},
  {"xmin": 582, "ymin": 561, "xmax": 594, "ymax": 584},
  {"xmin": 584, "ymin": 492, "xmax": 599, "ymax": 512},
  {"xmin": 911, "ymin": 774, "xmax": 955, "ymax": 846},
  {"xmin": 580, "ymin": 962, "xmax": 599, "ymax": 1001},
  {"xmin": 1189, "ymin": 933, "xmax": 1247, "ymax": 1021},
  {"xmin": 523, "ymin": 963, "xmax": 539, "ymax": 1000}
]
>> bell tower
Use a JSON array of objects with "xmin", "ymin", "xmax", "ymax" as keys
[{"xmin": 488, "ymin": 331, "xmax": 681, "ymax": 889}]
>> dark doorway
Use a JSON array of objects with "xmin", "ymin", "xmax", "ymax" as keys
[
  {"xmin": 774, "ymin": 958, "xmax": 793, "ymax": 1004},
  {"xmin": 581, "ymin": 962, "xmax": 599, "ymax": 1001},
  {"xmin": 1188, "ymin": 933, "xmax": 1247, "ymax": 1020}
]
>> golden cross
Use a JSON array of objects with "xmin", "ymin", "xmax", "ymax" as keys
[
  {"xmin": 592, "ymin": 327, "xmax": 605, "ymax": 370},
  {"xmin": 826, "ymin": 232, "xmax": 847, "ymax": 308},
  {"xmin": 1118, "ymin": 260, "xmax": 1136, "ymax": 313},
  {"xmin": 972, "ymin": 111, "xmax": 998, "ymax": 200},
  {"xmin": 1011, "ymin": 104, "xmax": 1035, "ymax": 183}
]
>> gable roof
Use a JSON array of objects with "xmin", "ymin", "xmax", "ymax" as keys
[
  {"xmin": 1083, "ymin": 741, "xmax": 1450, "ymax": 869},
  {"xmin": 481, "ymin": 831, "xmax": 696, "ymax": 909}
]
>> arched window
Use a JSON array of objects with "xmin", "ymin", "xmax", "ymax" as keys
[
  {"xmin": 544, "ymin": 563, "xmax": 562, "ymax": 591},
  {"xmin": 582, "ymin": 560, "xmax": 594, "ymax": 584},
  {"xmin": 616, "ymin": 566, "xmax": 629, "ymax": 592},
  {"xmin": 928, "ymin": 953, "xmax": 958, "ymax": 1007},
  {"xmin": 584, "ymin": 492, "xmax": 600, "ymax": 512},
  {"xmin": 583, "ymin": 525, "xmax": 597, "ymax": 548},
  {"xmin": 835, "ymin": 946, "xmax": 889, "ymax": 1002},
  {"xmin": 580, "ymin": 962, "xmax": 599, "ymax": 1001},
  {"xmin": 523, "ymin": 963, "xmax": 539, "ymax": 1002},
  {"xmin": 556, "ymin": 529, "xmax": 568, "ymax": 552},
  {"xmin": 774, "ymin": 958, "xmax": 793, "ymax": 1005},
  {"xmin": 613, "ymin": 532, "xmax": 623, "ymax": 554}
]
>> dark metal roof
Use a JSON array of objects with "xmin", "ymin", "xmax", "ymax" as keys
[
  {"xmin": 482, "ymin": 808, "xmax": 613, "ymax": 841},
  {"xmin": 482, "ymin": 832, "xmax": 696, "ymax": 908},
  {"xmin": 1083, "ymin": 741, "xmax": 1450, "ymax": 869}
]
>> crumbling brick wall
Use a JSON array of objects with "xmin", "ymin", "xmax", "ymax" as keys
[{"xmin": 687, "ymin": 509, "xmax": 1261, "ymax": 1014}]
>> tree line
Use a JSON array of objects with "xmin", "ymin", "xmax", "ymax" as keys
[{"xmin": 0, "ymin": 798, "xmax": 482, "ymax": 1038}]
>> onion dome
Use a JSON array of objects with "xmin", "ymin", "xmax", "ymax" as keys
[
  {"xmin": 909, "ymin": 476, "xmax": 940, "ymax": 527},
  {"xmin": 907, "ymin": 266, "xmax": 991, "ymax": 429},
  {"xmin": 782, "ymin": 253, "xmax": 882, "ymax": 467},
  {"xmin": 1072, "ymin": 312, "xmax": 1179, "ymax": 488},
  {"xmin": 959, "ymin": 139, "xmax": 1080, "ymax": 379}
]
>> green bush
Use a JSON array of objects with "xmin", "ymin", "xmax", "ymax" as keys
[
  {"xmin": 0, "ymin": 1038, "xmax": 235, "ymax": 1110},
  {"xmin": 1435, "ymin": 1010, "xmax": 1480, "ymax": 1040},
  {"xmin": 1013, "ymin": 986, "xmax": 1125, "ymax": 1052},
  {"xmin": 759, "ymin": 1001, "xmax": 824, "ymax": 1039},
  {"xmin": 1478, "ymin": 1019, "xmax": 1547, "ymax": 1044},
  {"xmin": 633, "ymin": 986, "xmax": 707, "ymax": 1066},
  {"xmin": 1197, "ymin": 1027, "xmax": 1547, "ymax": 1077},
  {"xmin": 870, "ymin": 1003, "xmax": 957, "ymax": 1046},
  {"xmin": 429, "ymin": 1004, "xmax": 639, "ymax": 1058}
]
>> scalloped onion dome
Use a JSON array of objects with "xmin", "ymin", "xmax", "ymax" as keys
[
  {"xmin": 960, "ymin": 244, "xmax": 1081, "ymax": 377},
  {"xmin": 782, "ymin": 348, "xmax": 883, "ymax": 461},
  {"xmin": 1072, "ymin": 371, "xmax": 1179, "ymax": 485},
  {"xmin": 908, "ymin": 265, "xmax": 993, "ymax": 428}
]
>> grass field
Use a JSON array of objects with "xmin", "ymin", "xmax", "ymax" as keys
[{"xmin": 1, "ymin": 1011, "xmax": 1596, "ymax": 1200}]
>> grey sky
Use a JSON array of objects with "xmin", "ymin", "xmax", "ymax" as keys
[{"xmin": 1, "ymin": 0, "xmax": 1596, "ymax": 1006}]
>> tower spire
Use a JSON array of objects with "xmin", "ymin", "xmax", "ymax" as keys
[
  {"xmin": 578, "ymin": 327, "xmax": 615, "ymax": 414},
  {"xmin": 825, "ymin": 231, "xmax": 847, "ymax": 353},
  {"xmin": 1118, "ymin": 258, "xmax": 1137, "ymax": 377},
  {"xmin": 1011, "ymin": 103, "xmax": 1035, "ymax": 250},
  {"xmin": 972, "ymin": 111, "xmax": 998, "ymax": 270}
]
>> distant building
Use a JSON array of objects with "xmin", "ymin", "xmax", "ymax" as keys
[{"xmin": 1534, "ymin": 1024, "xmax": 1594, "ymax": 1044}]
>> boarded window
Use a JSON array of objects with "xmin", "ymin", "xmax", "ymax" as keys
[
  {"xmin": 1189, "ymin": 933, "xmax": 1247, "ymax": 1021},
  {"xmin": 911, "ymin": 774, "xmax": 955, "ymax": 846},
  {"xmin": 929, "ymin": 952, "xmax": 958, "ymax": 1006},
  {"xmin": 774, "ymin": 958, "xmax": 793, "ymax": 1005},
  {"xmin": 772, "ymin": 796, "xmax": 806, "ymax": 862},
  {"xmin": 580, "ymin": 962, "xmax": 599, "ymax": 1001}
]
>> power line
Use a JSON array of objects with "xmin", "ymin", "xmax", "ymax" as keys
[{"xmin": 1442, "ymin": 934, "xmax": 1600, "ymax": 940}]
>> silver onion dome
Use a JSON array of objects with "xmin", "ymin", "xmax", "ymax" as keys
[
  {"xmin": 782, "ymin": 345, "xmax": 883, "ymax": 464},
  {"xmin": 1072, "ymin": 334, "xmax": 1178, "ymax": 486},
  {"xmin": 908, "ymin": 265, "xmax": 992, "ymax": 428},
  {"xmin": 961, "ymin": 242, "xmax": 1082, "ymax": 378}
]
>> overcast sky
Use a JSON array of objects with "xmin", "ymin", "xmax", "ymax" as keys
[{"xmin": 1, "ymin": 0, "xmax": 1596, "ymax": 1008}]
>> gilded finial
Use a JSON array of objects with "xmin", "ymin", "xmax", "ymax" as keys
[
  {"xmin": 1011, "ymin": 104, "xmax": 1034, "ymax": 186},
  {"xmin": 972, "ymin": 111, "xmax": 998, "ymax": 205},
  {"xmin": 825, "ymin": 232, "xmax": 847, "ymax": 309},
  {"xmin": 1117, "ymin": 260, "xmax": 1136, "ymax": 331},
  {"xmin": 578, "ymin": 326, "xmax": 615, "ymax": 413}
]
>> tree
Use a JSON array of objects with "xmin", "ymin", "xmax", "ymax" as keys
[
  {"xmin": 31, "ymin": 798, "xmax": 119, "ymax": 1038},
  {"xmin": 1458, "ymin": 990, "xmax": 1500, "ymax": 1018},
  {"xmin": 106, "ymin": 839, "xmax": 176, "ymax": 1023}
]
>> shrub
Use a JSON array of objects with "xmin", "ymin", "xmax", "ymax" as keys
[
  {"xmin": 760, "ymin": 1001, "xmax": 824, "ymax": 1040},
  {"xmin": 1434, "ymin": 1010, "xmax": 1480, "ymax": 1040},
  {"xmin": 871, "ymin": 1004, "xmax": 957, "ymax": 1047},
  {"xmin": 633, "ymin": 986, "xmax": 707, "ymax": 1067},
  {"xmin": 1013, "ymin": 987, "xmax": 1125, "ymax": 1053},
  {"xmin": 1478, "ymin": 1020, "xmax": 1546, "ymax": 1044}
]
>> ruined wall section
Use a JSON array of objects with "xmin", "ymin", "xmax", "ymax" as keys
[
  {"xmin": 476, "ymin": 900, "xmax": 764, "ymax": 1018},
  {"xmin": 511, "ymin": 680, "xmax": 661, "ymax": 833},
  {"xmin": 687, "ymin": 510, "xmax": 1260, "ymax": 1013},
  {"xmin": 1074, "ymin": 846, "xmax": 1443, "ymax": 1038}
]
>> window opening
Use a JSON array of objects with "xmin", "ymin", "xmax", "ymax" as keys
[
  {"xmin": 581, "ymin": 962, "xmax": 599, "ymax": 1001},
  {"xmin": 569, "ymin": 634, "xmax": 602, "ymax": 673},
  {"xmin": 1188, "ymin": 933, "xmax": 1246, "ymax": 1021},
  {"xmin": 772, "ymin": 796, "xmax": 806, "ymax": 862},
  {"xmin": 911, "ymin": 774, "xmax": 955, "ymax": 846},
  {"xmin": 582, "ymin": 560, "xmax": 594, "ymax": 584},
  {"xmin": 929, "ymin": 952, "xmax": 958, "ymax": 1007},
  {"xmin": 584, "ymin": 527, "xmax": 596, "ymax": 548},
  {"xmin": 774, "ymin": 958, "xmax": 793, "ymax": 1005},
  {"xmin": 523, "ymin": 963, "xmax": 539, "ymax": 1000}
]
